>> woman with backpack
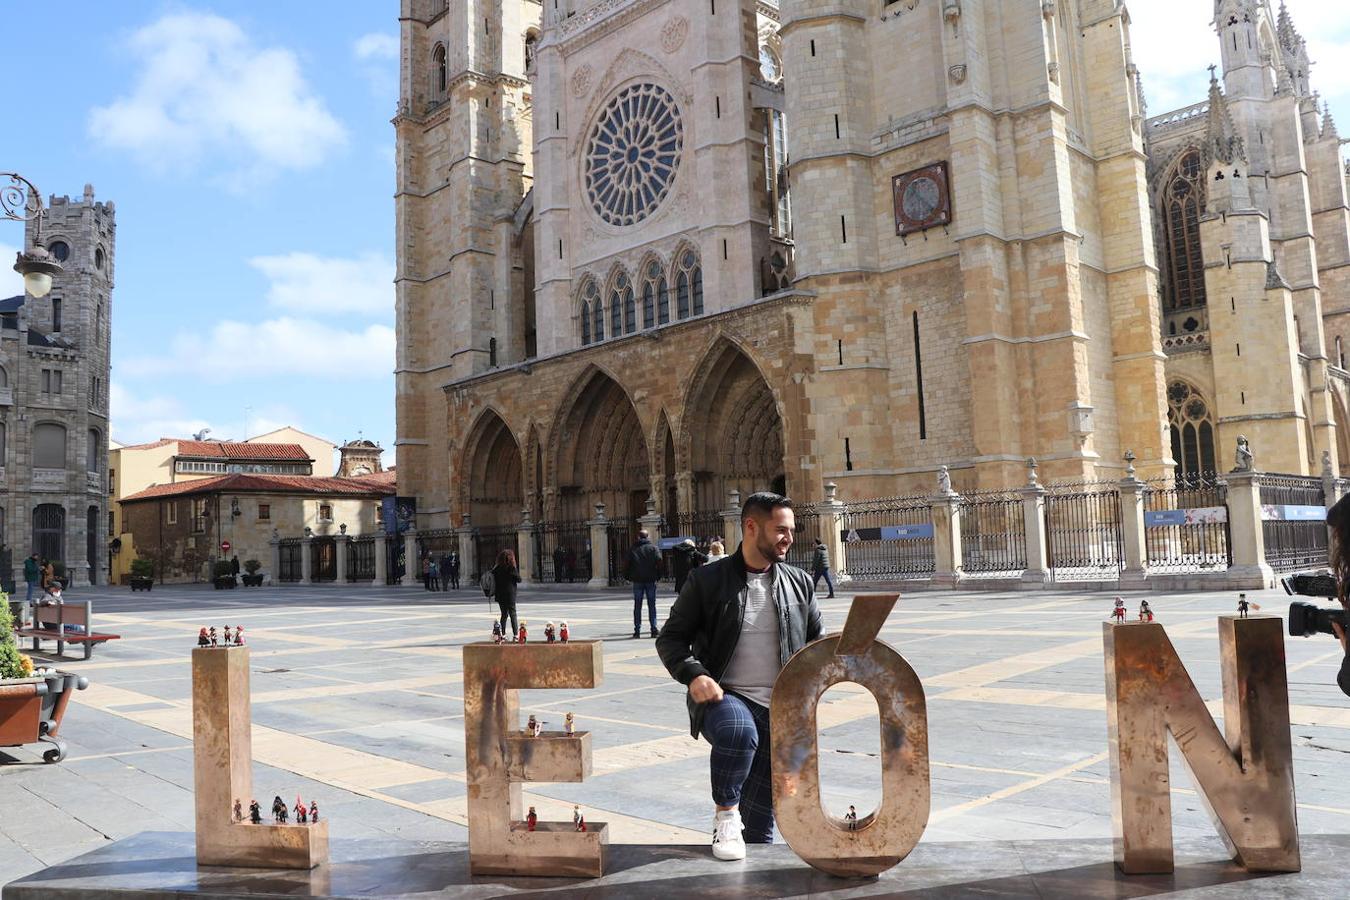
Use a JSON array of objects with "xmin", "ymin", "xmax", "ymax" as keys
[{"xmin": 486, "ymin": 548, "xmax": 523, "ymax": 639}]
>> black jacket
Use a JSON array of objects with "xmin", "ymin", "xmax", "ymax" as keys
[
  {"xmin": 1339, "ymin": 653, "xmax": 1350, "ymax": 698},
  {"xmin": 656, "ymin": 545, "xmax": 823, "ymax": 737},
  {"xmin": 672, "ymin": 545, "xmax": 709, "ymax": 589},
  {"xmin": 490, "ymin": 563, "xmax": 521, "ymax": 604},
  {"xmin": 626, "ymin": 539, "xmax": 662, "ymax": 583},
  {"xmin": 812, "ymin": 544, "xmax": 829, "ymax": 572}
]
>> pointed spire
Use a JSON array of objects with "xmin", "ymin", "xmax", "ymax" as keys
[
  {"xmin": 1206, "ymin": 71, "xmax": 1246, "ymax": 165},
  {"xmin": 1324, "ymin": 101, "xmax": 1340, "ymax": 141},
  {"xmin": 1277, "ymin": 0, "xmax": 1301, "ymax": 54}
]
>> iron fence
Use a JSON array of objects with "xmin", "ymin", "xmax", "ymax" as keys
[
  {"xmin": 1044, "ymin": 484, "xmax": 1123, "ymax": 581},
  {"xmin": 534, "ymin": 520, "xmax": 591, "ymax": 583},
  {"xmin": 348, "ymin": 537, "xmax": 376, "ymax": 582},
  {"xmin": 784, "ymin": 509, "xmax": 822, "ymax": 573},
  {"xmin": 472, "ymin": 525, "xmax": 519, "ymax": 583},
  {"xmin": 839, "ymin": 496, "xmax": 934, "ymax": 580},
  {"xmin": 1142, "ymin": 473, "xmax": 1231, "ymax": 573},
  {"xmin": 608, "ymin": 520, "xmax": 638, "ymax": 585},
  {"xmin": 278, "ymin": 539, "xmax": 302, "ymax": 583},
  {"xmin": 1257, "ymin": 473, "xmax": 1328, "ymax": 573},
  {"xmin": 960, "ymin": 491, "xmax": 1026, "ymax": 578}
]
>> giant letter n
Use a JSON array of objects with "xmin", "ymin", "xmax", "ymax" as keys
[
  {"xmin": 463, "ymin": 640, "xmax": 607, "ymax": 877},
  {"xmin": 1103, "ymin": 617, "xmax": 1299, "ymax": 874}
]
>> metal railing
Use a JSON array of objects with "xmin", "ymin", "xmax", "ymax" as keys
[
  {"xmin": 785, "ymin": 509, "xmax": 822, "ymax": 573},
  {"xmin": 1142, "ymin": 473, "xmax": 1231, "ymax": 573},
  {"xmin": 278, "ymin": 539, "xmax": 302, "ymax": 583},
  {"xmin": 960, "ymin": 491, "xmax": 1026, "ymax": 578},
  {"xmin": 1257, "ymin": 473, "xmax": 1328, "ymax": 573},
  {"xmin": 1045, "ymin": 483, "xmax": 1123, "ymax": 581},
  {"xmin": 839, "ymin": 495, "xmax": 934, "ymax": 580},
  {"xmin": 471, "ymin": 525, "xmax": 519, "ymax": 583},
  {"xmin": 534, "ymin": 520, "xmax": 591, "ymax": 583},
  {"xmin": 310, "ymin": 538, "xmax": 337, "ymax": 583},
  {"xmin": 348, "ymin": 537, "xmax": 376, "ymax": 582},
  {"xmin": 608, "ymin": 521, "xmax": 638, "ymax": 586}
]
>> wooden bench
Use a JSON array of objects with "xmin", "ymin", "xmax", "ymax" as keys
[{"xmin": 15, "ymin": 601, "xmax": 121, "ymax": 660}]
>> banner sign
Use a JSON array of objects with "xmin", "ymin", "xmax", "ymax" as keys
[
  {"xmin": 1260, "ymin": 504, "xmax": 1326, "ymax": 522},
  {"xmin": 1144, "ymin": 506, "xmax": 1228, "ymax": 527},
  {"xmin": 842, "ymin": 523, "xmax": 934, "ymax": 543},
  {"xmin": 383, "ymin": 496, "xmax": 417, "ymax": 535}
]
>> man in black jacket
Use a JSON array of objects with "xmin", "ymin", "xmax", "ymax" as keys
[
  {"xmin": 626, "ymin": 529, "xmax": 663, "ymax": 638},
  {"xmin": 656, "ymin": 492, "xmax": 822, "ymax": 861}
]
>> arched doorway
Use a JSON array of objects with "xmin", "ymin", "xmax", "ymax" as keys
[
  {"xmin": 683, "ymin": 341, "xmax": 785, "ymax": 511},
  {"xmin": 33, "ymin": 504, "xmax": 65, "ymax": 563},
  {"xmin": 462, "ymin": 410, "xmax": 524, "ymax": 527},
  {"xmin": 553, "ymin": 369, "xmax": 651, "ymax": 524}
]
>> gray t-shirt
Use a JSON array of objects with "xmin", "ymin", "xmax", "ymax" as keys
[{"xmin": 720, "ymin": 569, "xmax": 780, "ymax": 708}]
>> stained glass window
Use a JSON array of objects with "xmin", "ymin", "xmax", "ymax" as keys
[
  {"xmin": 674, "ymin": 249, "xmax": 702, "ymax": 319},
  {"xmin": 1166, "ymin": 380, "xmax": 1216, "ymax": 475},
  {"xmin": 585, "ymin": 83, "xmax": 683, "ymax": 227},
  {"xmin": 1162, "ymin": 150, "xmax": 1207, "ymax": 311}
]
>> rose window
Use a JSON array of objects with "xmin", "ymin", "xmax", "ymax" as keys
[{"xmin": 585, "ymin": 83, "xmax": 683, "ymax": 227}]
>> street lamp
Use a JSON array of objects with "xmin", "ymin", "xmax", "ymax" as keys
[{"xmin": 2, "ymin": 171, "xmax": 63, "ymax": 299}]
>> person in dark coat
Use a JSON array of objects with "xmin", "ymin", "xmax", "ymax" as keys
[
  {"xmin": 564, "ymin": 546, "xmax": 577, "ymax": 582},
  {"xmin": 491, "ymin": 549, "xmax": 523, "ymax": 638},
  {"xmin": 811, "ymin": 540, "xmax": 835, "ymax": 599},
  {"xmin": 671, "ymin": 538, "xmax": 709, "ymax": 595},
  {"xmin": 553, "ymin": 545, "xmax": 567, "ymax": 583},
  {"xmin": 447, "ymin": 550, "xmax": 461, "ymax": 589},
  {"xmin": 626, "ymin": 529, "xmax": 664, "ymax": 638},
  {"xmin": 440, "ymin": 552, "xmax": 454, "ymax": 592},
  {"xmin": 230, "ymin": 555, "xmax": 241, "ymax": 577}
]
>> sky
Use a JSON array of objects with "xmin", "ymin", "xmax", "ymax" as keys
[{"xmin": 0, "ymin": 1, "xmax": 1347, "ymax": 458}]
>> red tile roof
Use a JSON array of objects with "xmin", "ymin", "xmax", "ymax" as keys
[
  {"xmin": 121, "ymin": 473, "xmax": 396, "ymax": 503},
  {"xmin": 115, "ymin": 438, "xmax": 177, "ymax": 452},
  {"xmin": 350, "ymin": 469, "xmax": 396, "ymax": 488},
  {"xmin": 175, "ymin": 440, "xmax": 312, "ymax": 461}
]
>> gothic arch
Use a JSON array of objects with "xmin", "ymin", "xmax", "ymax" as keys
[
  {"xmin": 636, "ymin": 251, "xmax": 668, "ymax": 328},
  {"xmin": 1166, "ymin": 379, "xmax": 1217, "ymax": 476},
  {"xmin": 652, "ymin": 409, "xmax": 678, "ymax": 518},
  {"xmin": 1333, "ymin": 388, "xmax": 1350, "ymax": 477},
  {"xmin": 1159, "ymin": 148, "xmax": 1208, "ymax": 314},
  {"xmin": 670, "ymin": 241, "xmax": 704, "ymax": 319},
  {"xmin": 681, "ymin": 337, "xmax": 786, "ymax": 512},
  {"xmin": 461, "ymin": 408, "xmax": 524, "ymax": 527},
  {"xmin": 577, "ymin": 275, "xmax": 602, "ymax": 345},
  {"xmin": 550, "ymin": 366, "xmax": 651, "ymax": 523}
]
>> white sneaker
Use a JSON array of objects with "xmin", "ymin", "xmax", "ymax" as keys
[{"xmin": 711, "ymin": 809, "xmax": 746, "ymax": 861}]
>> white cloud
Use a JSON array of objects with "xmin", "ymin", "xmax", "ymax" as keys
[
  {"xmin": 120, "ymin": 317, "xmax": 395, "ymax": 382},
  {"xmin": 354, "ymin": 33, "xmax": 399, "ymax": 61},
  {"xmin": 110, "ymin": 383, "xmax": 304, "ymax": 445},
  {"xmin": 88, "ymin": 12, "xmax": 346, "ymax": 177},
  {"xmin": 0, "ymin": 242, "xmax": 22, "ymax": 298},
  {"xmin": 353, "ymin": 31, "xmax": 399, "ymax": 97},
  {"xmin": 249, "ymin": 251, "xmax": 394, "ymax": 316}
]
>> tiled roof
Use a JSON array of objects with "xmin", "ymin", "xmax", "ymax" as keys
[
  {"xmin": 350, "ymin": 469, "xmax": 396, "ymax": 488},
  {"xmin": 121, "ymin": 473, "xmax": 396, "ymax": 503},
  {"xmin": 115, "ymin": 438, "xmax": 176, "ymax": 452},
  {"xmin": 176, "ymin": 440, "xmax": 312, "ymax": 461}
]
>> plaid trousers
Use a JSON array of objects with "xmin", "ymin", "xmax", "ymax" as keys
[{"xmin": 700, "ymin": 692, "xmax": 774, "ymax": 842}]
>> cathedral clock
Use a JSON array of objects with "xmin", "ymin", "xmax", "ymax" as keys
[{"xmin": 893, "ymin": 162, "xmax": 952, "ymax": 236}]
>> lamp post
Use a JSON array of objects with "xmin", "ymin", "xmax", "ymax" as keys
[{"xmin": 2, "ymin": 171, "xmax": 63, "ymax": 298}]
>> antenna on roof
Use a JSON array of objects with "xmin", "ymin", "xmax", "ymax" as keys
[{"xmin": 193, "ymin": 427, "xmax": 211, "ymax": 441}]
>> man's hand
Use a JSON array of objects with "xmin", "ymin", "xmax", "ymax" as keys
[{"xmin": 688, "ymin": 674, "xmax": 724, "ymax": 704}]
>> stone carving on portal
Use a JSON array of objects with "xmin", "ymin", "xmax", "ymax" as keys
[
  {"xmin": 571, "ymin": 64, "xmax": 593, "ymax": 99},
  {"xmin": 661, "ymin": 17, "xmax": 688, "ymax": 54}
]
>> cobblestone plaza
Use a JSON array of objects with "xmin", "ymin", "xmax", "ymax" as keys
[{"xmin": 3, "ymin": 582, "xmax": 1350, "ymax": 896}]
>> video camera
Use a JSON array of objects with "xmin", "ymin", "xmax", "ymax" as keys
[{"xmin": 1281, "ymin": 572, "xmax": 1349, "ymax": 637}]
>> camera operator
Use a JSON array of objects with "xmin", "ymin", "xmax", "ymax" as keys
[{"xmin": 1327, "ymin": 494, "xmax": 1350, "ymax": 697}]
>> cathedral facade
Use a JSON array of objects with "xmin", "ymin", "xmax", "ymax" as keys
[{"xmin": 393, "ymin": 0, "xmax": 1349, "ymax": 532}]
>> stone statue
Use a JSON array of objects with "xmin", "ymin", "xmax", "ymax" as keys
[
  {"xmin": 1323, "ymin": 449, "xmax": 1334, "ymax": 477},
  {"xmin": 271, "ymin": 528, "xmax": 279, "ymax": 541},
  {"xmin": 1233, "ymin": 436, "xmax": 1254, "ymax": 473},
  {"xmin": 937, "ymin": 466, "xmax": 953, "ymax": 495}
]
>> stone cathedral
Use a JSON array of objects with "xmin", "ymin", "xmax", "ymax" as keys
[{"xmin": 393, "ymin": 0, "xmax": 1350, "ymax": 532}]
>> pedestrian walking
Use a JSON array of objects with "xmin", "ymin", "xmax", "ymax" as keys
[
  {"xmin": 428, "ymin": 559, "xmax": 441, "ymax": 591},
  {"xmin": 553, "ymin": 545, "xmax": 566, "ymax": 582},
  {"xmin": 23, "ymin": 553, "xmax": 40, "ymax": 604},
  {"xmin": 422, "ymin": 555, "xmax": 432, "ymax": 591},
  {"xmin": 447, "ymin": 550, "xmax": 461, "ymax": 589},
  {"xmin": 440, "ymin": 552, "xmax": 454, "ymax": 591},
  {"xmin": 671, "ymin": 538, "xmax": 709, "ymax": 595},
  {"xmin": 626, "ymin": 529, "xmax": 663, "ymax": 638},
  {"xmin": 230, "ymin": 555, "xmax": 241, "ymax": 578},
  {"xmin": 656, "ymin": 492, "xmax": 821, "ymax": 860},
  {"xmin": 811, "ymin": 540, "xmax": 835, "ymax": 599},
  {"xmin": 489, "ymin": 549, "xmax": 523, "ymax": 638}
]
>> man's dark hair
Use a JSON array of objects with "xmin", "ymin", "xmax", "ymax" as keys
[{"xmin": 741, "ymin": 491, "xmax": 793, "ymax": 522}]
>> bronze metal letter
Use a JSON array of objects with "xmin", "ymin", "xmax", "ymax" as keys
[
  {"xmin": 192, "ymin": 647, "xmax": 329, "ymax": 869},
  {"xmin": 1103, "ymin": 617, "xmax": 1299, "ymax": 874},
  {"xmin": 770, "ymin": 594, "xmax": 929, "ymax": 877},
  {"xmin": 463, "ymin": 640, "xmax": 608, "ymax": 877}
]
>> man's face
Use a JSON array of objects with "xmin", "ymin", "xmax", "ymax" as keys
[{"xmin": 746, "ymin": 506, "xmax": 795, "ymax": 563}]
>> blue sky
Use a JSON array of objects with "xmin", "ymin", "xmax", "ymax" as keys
[{"xmin": 0, "ymin": 2, "xmax": 1346, "ymax": 462}]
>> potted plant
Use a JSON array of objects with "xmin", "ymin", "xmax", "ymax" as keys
[
  {"xmin": 212, "ymin": 560, "xmax": 237, "ymax": 590},
  {"xmin": 241, "ymin": 559, "xmax": 264, "ymax": 587},
  {"xmin": 0, "ymin": 593, "xmax": 88, "ymax": 763},
  {"xmin": 129, "ymin": 557, "xmax": 154, "ymax": 592}
]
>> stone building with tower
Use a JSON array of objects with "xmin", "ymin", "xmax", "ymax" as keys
[
  {"xmin": 393, "ymin": 0, "xmax": 1350, "ymax": 536},
  {"xmin": 2, "ymin": 184, "xmax": 113, "ymax": 587}
]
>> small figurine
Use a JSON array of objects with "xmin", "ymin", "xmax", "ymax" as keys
[
  {"xmin": 559, "ymin": 621, "xmax": 569, "ymax": 643},
  {"xmin": 1138, "ymin": 600, "xmax": 1153, "ymax": 623},
  {"xmin": 1238, "ymin": 593, "xmax": 1250, "ymax": 618},
  {"xmin": 309, "ymin": 800, "xmax": 319, "ymax": 824},
  {"xmin": 492, "ymin": 620, "xmax": 503, "ymax": 644},
  {"xmin": 1111, "ymin": 596, "xmax": 1126, "ymax": 623},
  {"xmin": 295, "ymin": 796, "xmax": 307, "ymax": 824},
  {"xmin": 845, "ymin": 805, "xmax": 858, "ymax": 830},
  {"xmin": 545, "ymin": 621, "xmax": 556, "ymax": 643},
  {"xmin": 198, "ymin": 627, "xmax": 210, "ymax": 648},
  {"xmin": 937, "ymin": 465, "xmax": 953, "ymax": 495},
  {"xmin": 1234, "ymin": 435, "xmax": 1254, "ymax": 473},
  {"xmin": 565, "ymin": 712, "xmax": 575, "ymax": 736},
  {"xmin": 209, "ymin": 626, "xmax": 219, "ymax": 648},
  {"xmin": 234, "ymin": 626, "xmax": 245, "ymax": 646},
  {"xmin": 573, "ymin": 805, "xmax": 581, "ymax": 827},
  {"xmin": 576, "ymin": 812, "xmax": 587, "ymax": 833},
  {"xmin": 526, "ymin": 807, "xmax": 538, "ymax": 831},
  {"xmin": 527, "ymin": 714, "xmax": 541, "ymax": 737},
  {"xmin": 233, "ymin": 799, "xmax": 243, "ymax": 823},
  {"xmin": 249, "ymin": 799, "xmax": 262, "ymax": 824},
  {"xmin": 224, "ymin": 625, "xmax": 233, "ymax": 645},
  {"xmin": 518, "ymin": 621, "xmax": 528, "ymax": 644},
  {"xmin": 272, "ymin": 796, "xmax": 288, "ymax": 824}
]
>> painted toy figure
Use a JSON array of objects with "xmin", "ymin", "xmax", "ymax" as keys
[
  {"xmin": 309, "ymin": 800, "xmax": 319, "ymax": 824},
  {"xmin": 526, "ymin": 807, "xmax": 538, "ymax": 831},
  {"xmin": 272, "ymin": 796, "xmax": 288, "ymax": 824},
  {"xmin": 1111, "ymin": 596, "xmax": 1126, "ymax": 623},
  {"xmin": 576, "ymin": 812, "xmax": 586, "ymax": 833},
  {"xmin": 565, "ymin": 712, "xmax": 575, "ymax": 736},
  {"xmin": 209, "ymin": 626, "xmax": 219, "ymax": 648},
  {"xmin": 492, "ymin": 620, "xmax": 503, "ymax": 644},
  {"xmin": 233, "ymin": 799, "xmax": 243, "ymax": 823},
  {"xmin": 545, "ymin": 621, "xmax": 556, "ymax": 643},
  {"xmin": 249, "ymin": 800, "xmax": 262, "ymax": 825},
  {"xmin": 573, "ymin": 805, "xmax": 581, "ymax": 827},
  {"xmin": 1238, "ymin": 593, "xmax": 1250, "ymax": 618},
  {"xmin": 295, "ymin": 796, "xmax": 307, "ymax": 824},
  {"xmin": 224, "ymin": 625, "xmax": 233, "ymax": 645},
  {"xmin": 518, "ymin": 622, "xmax": 528, "ymax": 644},
  {"xmin": 845, "ymin": 805, "xmax": 858, "ymax": 830},
  {"xmin": 198, "ymin": 627, "xmax": 210, "ymax": 648},
  {"xmin": 234, "ymin": 626, "xmax": 245, "ymax": 646},
  {"xmin": 527, "ymin": 714, "xmax": 541, "ymax": 737},
  {"xmin": 559, "ymin": 621, "xmax": 569, "ymax": 643},
  {"xmin": 1138, "ymin": 600, "xmax": 1154, "ymax": 623}
]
